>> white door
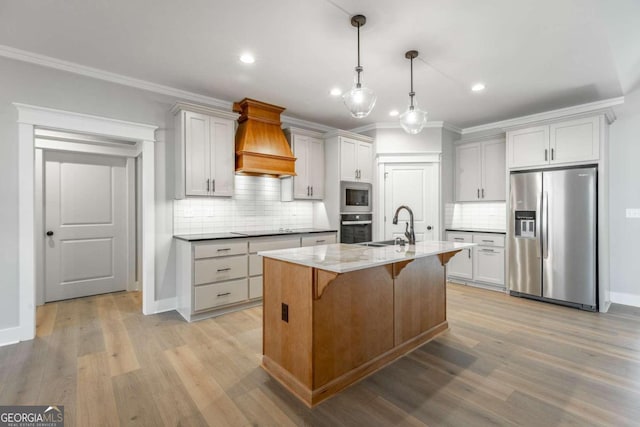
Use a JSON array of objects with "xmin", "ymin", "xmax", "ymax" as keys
[
  {"xmin": 210, "ymin": 116, "xmax": 235, "ymax": 196},
  {"xmin": 549, "ymin": 116, "xmax": 600, "ymax": 164},
  {"xmin": 44, "ymin": 152, "xmax": 128, "ymax": 302},
  {"xmin": 481, "ymin": 139, "xmax": 506, "ymax": 201},
  {"xmin": 309, "ymin": 137, "xmax": 324, "ymax": 199},
  {"xmin": 384, "ymin": 163, "xmax": 439, "ymax": 242},
  {"xmin": 293, "ymin": 135, "xmax": 310, "ymax": 199},
  {"xmin": 507, "ymin": 126, "xmax": 549, "ymax": 168}
]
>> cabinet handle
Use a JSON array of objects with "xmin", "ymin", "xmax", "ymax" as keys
[
  {"xmin": 307, "ymin": 186, "xmax": 310, "ymax": 196},
  {"xmin": 551, "ymin": 148, "xmax": 555, "ymax": 160},
  {"xmin": 468, "ymin": 249, "xmax": 471, "ymax": 258},
  {"xmin": 212, "ymin": 179, "xmax": 215, "ymax": 192},
  {"xmin": 481, "ymin": 248, "xmax": 497, "ymax": 253},
  {"xmin": 545, "ymin": 149, "xmax": 548, "ymax": 161},
  {"xmin": 482, "ymin": 188, "xmax": 485, "ymax": 198},
  {"xmin": 217, "ymin": 268, "xmax": 231, "ymax": 272},
  {"xmin": 206, "ymin": 178, "xmax": 210, "ymax": 192},
  {"xmin": 453, "ymin": 237, "xmax": 464, "ymax": 241},
  {"xmin": 477, "ymin": 188, "xmax": 480, "ymax": 198},
  {"xmin": 481, "ymin": 239, "xmax": 494, "ymax": 243},
  {"xmin": 216, "ymin": 248, "xmax": 231, "ymax": 252},
  {"xmin": 311, "ymin": 186, "xmax": 313, "ymax": 196},
  {"xmin": 316, "ymin": 239, "xmax": 325, "ymax": 243},
  {"xmin": 217, "ymin": 292, "xmax": 231, "ymax": 297}
]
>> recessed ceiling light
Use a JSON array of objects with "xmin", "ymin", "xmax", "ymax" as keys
[
  {"xmin": 330, "ymin": 87, "xmax": 342, "ymax": 96},
  {"xmin": 389, "ymin": 110, "xmax": 399, "ymax": 117},
  {"xmin": 471, "ymin": 83, "xmax": 486, "ymax": 92},
  {"xmin": 240, "ymin": 53, "xmax": 255, "ymax": 64}
]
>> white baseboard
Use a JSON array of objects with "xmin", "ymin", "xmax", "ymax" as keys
[
  {"xmin": 610, "ymin": 292, "xmax": 640, "ymax": 308},
  {"xmin": 149, "ymin": 297, "xmax": 177, "ymax": 314},
  {"xmin": 0, "ymin": 326, "xmax": 22, "ymax": 348}
]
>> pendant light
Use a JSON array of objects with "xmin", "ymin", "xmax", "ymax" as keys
[
  {"xmin": 342, "ymin": 14, "xmax": 377, "ymax": 118},
  {"xmin": 399, "ymin": 50, "xmax": 428, "ymax": 134}
]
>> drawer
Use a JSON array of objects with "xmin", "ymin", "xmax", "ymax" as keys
[
  {"xmin": 194, "ymin": 279, "xmax": 248, "ymax": 311},
  {"xmin": 194, "ymin": 255, "xmax": 247, "ymax": 285},
  {"xmin": 249, "ymin": 276, "xmax": 263, "ymax": 299},
  {"xmin": 447, "ymin": 232, "xmax": 472, "ymax": 243},
  {"xmin": 249, "ymin": 236, "xmax": 300, "ymax": 253},
  {"xmin": 194, "ymin": 240, "xmax": 247, "ymax": 259},
  {"xmin": 301, "ymin": 233, "xmax": 337, "ymax": 247},
  {"xmin": 473, "ymin": 234, "xmax": 505, "ymax": 247},
  {"xmin": 249, "ymin": 254, "xmax": 262, "ymax": 276}
]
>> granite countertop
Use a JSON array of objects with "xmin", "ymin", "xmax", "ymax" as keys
[
  {"xmin": 173, "ymin": 228, "xmax": 337, "ymax": 242},
  {"xmin": 445, "ymin": 228, "xmax": 506, "ymax": 234},
  {"xmin": 258, "ymin": 241, "xmax": 475, "ymax": 274}
]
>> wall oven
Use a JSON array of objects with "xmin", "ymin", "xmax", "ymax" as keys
[
  {"xmin": 340, "ymin": 181, "xmax": 372, "ymax": 213},
  {"xmin": 340, "ymin": 213, "xmax": 372, "ymax": 244}
]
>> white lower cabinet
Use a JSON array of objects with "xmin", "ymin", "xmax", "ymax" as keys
[
  {"xmin": 447, "ymin": 231, "xmax": 505, "ymax": 290},
  {"xmin": 176, "ymin": 232, "xmax": 337, "ymax": 321}
]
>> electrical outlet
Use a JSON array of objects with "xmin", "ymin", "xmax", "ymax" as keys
[
  {"xmin": 281, "ymin": 303, "xmax": 289, "ymax": 323},
  {"xmin": 183, "ymin": 208, "xmax": 194, "ymax": 217},
  {"xmin": 626, "ymin": 208, "xmax": 640, "ymax": 219}
]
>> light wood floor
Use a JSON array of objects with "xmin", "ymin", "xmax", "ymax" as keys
[{"xmin": 1, "ymin": 284, "xmax": 639, "ymax": 427}]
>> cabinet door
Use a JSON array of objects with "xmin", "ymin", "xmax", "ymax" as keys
[
  {"xmin": 340, "ymin": 137, "xmax": 358, "ymax": 181},
  {"xmin": 481, "ymin": 139, "xmax": 506, "ymax": 201},
  {"xmin": 309, "ymin": 137, "xmax": 325, "ymax": 199},
  {"xmin": 550, "ymin": 116, "xmax": 600, "ymax": 164},
  {"xmin": 473, "ymin": 246, "xmax": 505, "ymax": 285},
  {"xmin": 446, "ymin": 233, "xmax": 473, "ymax": 279},
  {"xmin": 356, "ymin": 141, "xmax": 373, "ymax": 183},
  {"xmin": 184, "ymin": 111, "xmax": 211, "ymax": 196},
  {"xmin": 210, "ymin": 117, "xmax": 235, "ymax": 196},
  {"xmin": 507, "ymin": 126, "xmax": 549, "ymax": 168},
  {"xmin": 293, "ymin": 136, "xmax": 310, "ymax": 199},
  {"xmin": 455, "ymin": 143, "xmax": 482, "ymax": 201}
]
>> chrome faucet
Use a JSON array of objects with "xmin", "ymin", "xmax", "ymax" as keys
[{"xmin": 392, "ymin": 205, "xmax": 416, "ymax": 245}]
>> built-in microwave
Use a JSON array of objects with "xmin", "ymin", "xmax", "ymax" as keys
[{"xmin": 340, "ymin": 181, "xmax": 372, "ymax": 213}]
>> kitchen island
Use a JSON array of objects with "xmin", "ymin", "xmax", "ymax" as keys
[{"xmin": 258, "ymin": 241, "xmax": 474, "ymax": 407}]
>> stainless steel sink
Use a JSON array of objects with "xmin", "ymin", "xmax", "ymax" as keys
[{"xmin": 358, "ymin": 239, "xmax": 402, "ymax": 247}]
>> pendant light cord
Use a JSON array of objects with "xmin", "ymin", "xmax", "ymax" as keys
[
  {"xmin": 356, "ymin": 22, "xmax": 362, "ymax": 87},
  {"xmin": 409, "ymin": 56, "xmax": 415, "ymax": 109}
]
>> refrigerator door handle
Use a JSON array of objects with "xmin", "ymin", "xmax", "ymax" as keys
[
  {"xmin": 543, "ymin": 191, "xmax": 549, "ymax": 259},
  {"xmin": 536, "ymin": 192, "xmax": 542, "ymax": 259}
]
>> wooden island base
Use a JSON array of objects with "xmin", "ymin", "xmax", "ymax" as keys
[{"xmin": 261, "ymin": 252, "xmax": 457, "ymax": 407}]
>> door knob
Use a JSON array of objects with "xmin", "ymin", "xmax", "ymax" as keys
[
  {"xmin": 46, "ymin": 231, "xmax": 54, "ymax": 236},
  {"xmin": 427, "ymin": 226, "xmax": 433, "ymax": 230}
]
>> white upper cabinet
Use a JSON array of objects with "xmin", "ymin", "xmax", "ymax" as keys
[
  {"xmin": 283, "ymin": 128, "xmax": 325, "ymax": 200},
  {"xmin": 549, "ymin": 116, "xmax": 600, "ymax": 164},
  {"xmin": 507, "ymin": 116, "xmax": 601, "ymax": 169},
  {"xmin": 340, "ymin": 137, "xmax": 372, "ymax": 183},
  {"xmin": 173, "ymin": 103, "xmax": 237, "ymax": 199},
  {"xmin": 455, "ymin": 138, "xmax": 505, "ymax": 202}
]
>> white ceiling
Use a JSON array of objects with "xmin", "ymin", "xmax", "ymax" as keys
[{"xmin": 1, "ymin": 0, "xmax": 639, "ymax": 130}]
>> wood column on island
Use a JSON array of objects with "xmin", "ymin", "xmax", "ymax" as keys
[{"xmin": 261, "ymin": 250, "xmax": 460, "ymax": 407}]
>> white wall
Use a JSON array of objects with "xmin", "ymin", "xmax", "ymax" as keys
[
  {"xmin": 0, "ymin": 56, "xmax": 188, "ymax": 329},
  {"xmin": 609, "ymin": 86, "xmax": 640, "ymax": 306},
  {"xmin": 374, "ymin": 127, "xmax": 442, "ymax": 154}
]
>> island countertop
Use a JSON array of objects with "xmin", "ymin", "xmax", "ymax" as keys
[{"xmin": 258, "ymin": 241, "xmax": 475, "ymax": 274}]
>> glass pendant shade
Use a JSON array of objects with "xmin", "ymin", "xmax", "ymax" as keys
[
  {"xmin": 343, "ymin": 75, "xmax": 377, "ymax": 118},
  {"xmin": 399, "ymin": 104, "xmax": 427, "ymax": 134}
]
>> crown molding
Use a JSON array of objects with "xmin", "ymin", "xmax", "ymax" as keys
[
  {"xmin": 0, "ymin": 44, "xmax": 335, "ymax": 133},
  {"xmin": 461, "ymin": 96, "xmax": 625, "ymax": 134},
  {"xmin": 283, "ymin": 127, "xmax": 325, "ymax": 139},
  {"xmin": 349, "ymin": 121, "xmax": 461, "ymax": 134},
  {"xmin": 323, "ymin": 129, "xmax": 375, "ymax": 143},
  {"xmin": 170, "ymin": 101, "xmax": 239, "ymax": 120}
]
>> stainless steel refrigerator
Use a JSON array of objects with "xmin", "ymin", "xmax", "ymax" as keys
[{"xmin": 508, "ymin": 166, "xmax": 597, "ymax": 311}]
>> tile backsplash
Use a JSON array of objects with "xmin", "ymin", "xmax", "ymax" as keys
[
  {"xmin": 445, "ymin": 202, "xmax": 506, "ymax": 231},
  {"xmin": 174, "ymin": 175, "xmax": 315, "ymax": 235}
]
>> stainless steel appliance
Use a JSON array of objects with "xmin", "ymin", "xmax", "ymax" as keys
[
  {"xmin": 508, "ymin": 166, "xmax": 597, "ymax": 311},
  {"xmin": 340, "ymin": 181, "xmax": 372, "ymax": 213},
  {"xmin": 340, "ymin": 213, "xmax": 372, "ymax": 243}
]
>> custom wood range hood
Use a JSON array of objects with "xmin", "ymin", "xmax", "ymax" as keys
[{"xmin": 233, "ymin": 98, "xmax": 296, "ymax": 177}]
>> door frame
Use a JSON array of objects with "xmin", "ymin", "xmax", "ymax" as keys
[
  {"xmin": 376, "ymin": 153, "xmax": 441, "ymax": 241},
  {"xmin": 15, "ymin": 103, "xmax": 157, "ymax": 343}
]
